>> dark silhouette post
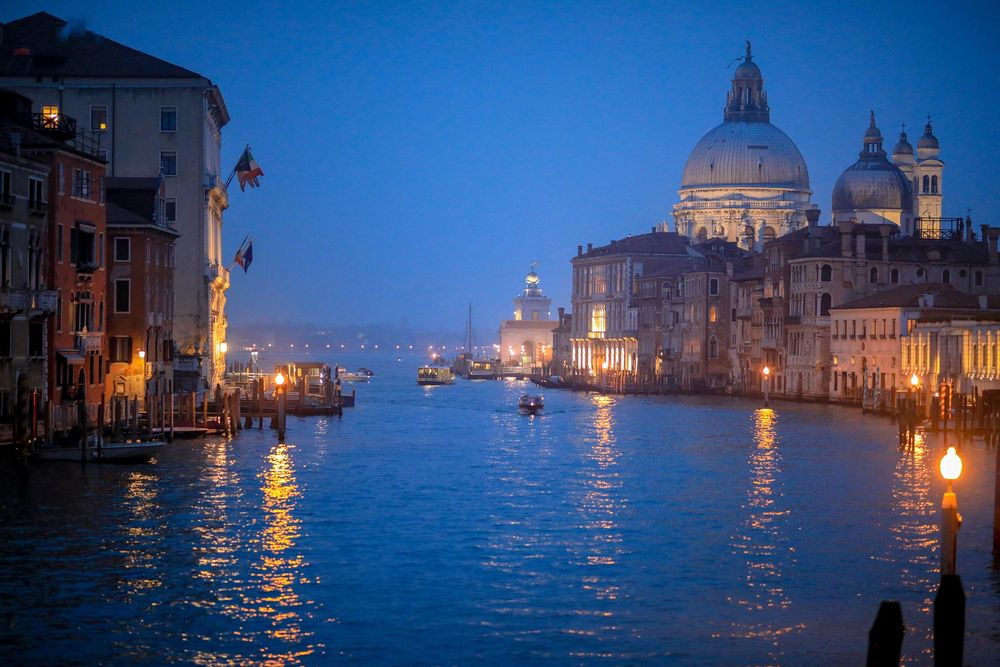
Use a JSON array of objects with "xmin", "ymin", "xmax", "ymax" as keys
[{"xmin": 866, "ymin": 601, "xmax": 904, "ymax": 667}]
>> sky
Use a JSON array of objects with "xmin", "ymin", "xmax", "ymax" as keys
[{"xmin": 5, "ymin": 1, "xmax": 1000, "ymax": 333}]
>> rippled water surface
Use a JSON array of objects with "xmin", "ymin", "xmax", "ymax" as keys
[{"xmin": 2, "ymin": 352, "xmax": 999, "ymax": 665}]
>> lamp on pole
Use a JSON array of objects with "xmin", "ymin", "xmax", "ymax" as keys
[
  {"xmin": 762, "ymin": 365, "xmax": 770, "ymax": 407},
  {"xmin": 274, "ymin": 370, "xmax": 286, "ymax": 441},
  {"xmin": 935, "ymin": 446, "xmax": 965, "ymax": 665}
]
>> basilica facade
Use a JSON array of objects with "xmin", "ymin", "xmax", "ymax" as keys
[{"xmin": 672, "ymin": 43, "xmax": 819, "ymax": 250}]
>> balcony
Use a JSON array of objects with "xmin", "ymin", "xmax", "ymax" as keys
[
  {"xmin": 0, "ymin": 290, "xmax": 27, "ymax": 311},
  {"xmin": 75, "ymin": 261, "xmax": 98, "ymax": 276},
  {"xmin": 28, "ymin": 201, "xmax": 47, "ymax": 217},
  {"xmin": 204, "ymin": 262, "xmax": 230, "ymax": 285},
  {"xmin": 23, "ymin": 111, "xmax": 78, "ymax": 142},
  {"xmin": 33, "ymin": 291, "xmax": 58, "ymax": 313},
  {"xmin": 75, "ymin": 331, "xmax": 102, "ymax": 354}
]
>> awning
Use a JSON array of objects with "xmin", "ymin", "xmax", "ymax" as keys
[{"xmin": 57, "ymin": 350, "xmax": 85, "ymax": 365}]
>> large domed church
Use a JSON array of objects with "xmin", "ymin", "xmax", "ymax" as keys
[{"xmin": 672, "ymin": 43, "xmax": 819, "ymax": 250}]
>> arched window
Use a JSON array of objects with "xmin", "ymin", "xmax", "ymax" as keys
[
  {"xmin": 869, "ymin": 267, "xmax": 878, "ymax": 284},
  {"xmin": 931, "ymin": 175, "xmax": 938, "ymax": 194},
  {"xmin": 762, "ymin": 226, "xmax": 776, "ymax": 243},
  {"xmin": 697, "ymin": 226, "xmax": 708, "ymax": 242},
  {"xmin": 820, "ymin": 264, "xmax": 832, "ymax": 282},
  {"xmin": 708, "ymin": 336, "xmax": 718, "ymax": 359},
  {"xmin": 943, "ymin": 269, "xmax": 951, "ymax": 284},
  {"xmin": 708, "ymin": 305, "xmax": 718, "ymax": 323},
  {"xmin": 922, "ymin": 175, "xmax": 930, "ymax": 193},
  {"xmin": 819, "ymin": 293, "xmax": 832, "ymax": 317},
  {"xmin": 890, "ymin": 268, "xmax": 899, "ymax": 284}
]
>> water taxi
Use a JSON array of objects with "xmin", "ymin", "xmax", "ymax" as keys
[
  {"xmin": 417, "ymin": 366, "xmax": 455, "ymax": 385},
  {"xmin": 465, "ymin": 359, "xmax": 498, "ymax": 380},
  {"xmin": 518, "ymin": 394, "xmax": 544, "ymax": 414}
]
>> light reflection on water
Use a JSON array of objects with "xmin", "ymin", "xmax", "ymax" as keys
[{"xmin": 727, "ymin": 408, "xmax": 803, "ymax": 656}]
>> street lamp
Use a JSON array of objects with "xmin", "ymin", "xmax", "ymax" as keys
[
  {"xmin": 762, "ymin": 365, "xmax": 770, "ymax": 407},
  {"xmin": 939, "ymin": 446, "xmax": 963, "ymax": 575},
  {"xmin": 274, "ymin": 371, "xmax": 286, "ymax": 440},
  {"xmin": 219, "ymin": 341, "xmax": 228, "ymax": 354},
  {"xmin": 138, "ymin": 349, "xmax": 145, "ymax": 360},
  {"xmin": 935, "ymin": 446, "xmax": 965, "ymax": 664}
]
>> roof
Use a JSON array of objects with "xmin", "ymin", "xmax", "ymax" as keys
[
  {"xmin": 833, "ymin": 283, "xmax": 1000, "ymax": 311},
  {"xmin": 0, "ymin": 12, "xmax": 203, "ymax": 79},
  {"xmin": 575, "ymin": 231, "xmax": 691, "ymax": 260},
  {"xmin": 681, "ymin": 121, "xmax": 810, "ymax": 191}
]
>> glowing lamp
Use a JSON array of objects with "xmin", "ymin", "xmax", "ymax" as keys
[
  {"xmin": 910, "ymin": 373, "xmax": 920, "ymax": 387},
  {"xmin": 138, "ymin": 350, "xmax": 145, "ymax": 360},
  {"xmin": 762, "ymin": 366, "xmax": 770, "ymax": 376},
  {"xmin": 275, "ymin": 372, "xmax": 285, "ymax": 387},
  {"xmin": 601, "ymin": 361, "xmax": 609, "ymax": 370},
  {"xmin": 219, "ymin": 341, "xmax": 228, "ymax": 353},
  {"xmin": 940, "ymin": 447, "xmax": 962, "ymax": 482}
]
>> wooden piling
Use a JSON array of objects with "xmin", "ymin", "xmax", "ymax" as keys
[
  {"xmin": 866, "ymin": 600, "xmax": 904, "ymax": 667},
  {"xmin": 933, "ymin": 575, "xmax": 965, "ymax": 666}
]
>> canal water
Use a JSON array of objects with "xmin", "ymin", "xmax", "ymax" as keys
[{"xmin": 1, "ymin": 352, "xmax": 998, "ymax": 665}]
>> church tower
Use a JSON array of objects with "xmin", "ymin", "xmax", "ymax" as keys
[
  {"xmin": 513, "ymin": 265, "xmax": 551, "ymax": 321},
  {"xmin": 913, "ymin": 119, "xmax": 943, "ymax": 220}
]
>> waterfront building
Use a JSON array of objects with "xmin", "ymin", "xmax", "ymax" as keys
[
  {"xmin": 499, "ymin": 267, "xmax": 557, "ymax": 371},
  {"xmin": 10, "ymin": 94, "xmax": 108, "ymax": 424},
  {"xmin": 730, "ymin": 255, "xmax": 765, "ymax": 394},
  {"xmin": 830, "ymin": 284, "xmax": 1000, "ymax": 403},
  {"xmin": 672, "ymin": 43, "xmax": 818, "ymax": 250},
  {"xmin": 0, "ymin": 97, "xmax": 59, "ymax": 445},
  {"xmin": 549, "ymin": 307, "xmax": 573, "ymax": 379},
  {"xmin": 569, "ymin": 230, "xmax": 692, "ymax": 384},
  {"xmin": 0, "ymin": 12, "xmax": 231, "ymax": 389},
  {"xmin": 105, "ymin": 177, "xmax": 178, "ymax": 415}
]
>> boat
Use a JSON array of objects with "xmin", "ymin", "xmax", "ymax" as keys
[
  {"xmin": 531, "ymin": 375, "xmax": 565, "ymax": 389},
  {"xmin": 518, "ymin": 394, "xmax": 544, "ymax": 414},
  {"xmin": 338, "ymin": 370, "xmax": 369, "ymax": 383},
  {"xmin": 465, "ymin": 359, "xmax": 498, "ymax": 380},
  {"xmin": 417, "ymin": 366, "xmax": 455, "ymax": 385},
  {"xmin": 32, "ymin": 436, "xmax": 164, "ymax": 463}
]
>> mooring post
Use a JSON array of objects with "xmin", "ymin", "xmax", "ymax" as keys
[
  {"xmin": 866, "ymin": 600, "xmax": 904, "ymax": 667},
  {"xmin": 933, "ymin": 575, "xmax": 965, "ymax": 666}
]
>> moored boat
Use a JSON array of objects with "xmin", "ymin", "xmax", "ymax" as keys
[
  {"xmin": 417, "ymin": 366, "xmax": 455, "ymax": 385},
  {"xmin": 32, "ymin": 437, "xmax": 164, "ymax": 463},
  {"xmin": 518, "ymin": 394, "xmax": 544, "ymax": 414}
]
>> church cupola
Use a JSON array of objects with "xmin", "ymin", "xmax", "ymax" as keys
[
  {"xmin": 891, "ymin": 126, "xmax": 914, "ymax": 164},
  {"xmin": 724, "ymin": 41, "xmax": 769, "ymax": 122},
  {"xmin": 917, "ymin": 119, "xmax": 940, "ymax": 159},
  {"xmin": 860, "ymin": 111, "xmax": 886, "ymax": 159}
]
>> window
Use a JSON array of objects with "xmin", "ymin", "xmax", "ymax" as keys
[
  {"xmin": 28, "ymin": 322, "xmax": 43, "ymax": 357},
  {"xmin": 975, "ymin": 271, "xmax": 983, "ymax": 287},
  {"xmin": 41, "ymin": 105, "xmax": 60, "ymax": 127},
  {"xmin": 160, "ymin": 151, "xmax": 177, "ymax": 176},
  {"xmin": 0, "ymin": 320, "xmax": 9, "ymax": 356},
  {"xmin": 114, "ymin": 279, "xmax": 130, "ymax": 313},
  {"xmin": 110, "ymin": 336, "xmax": 132, "ymax": 363},
  {"xmin": 819, "ymin": 293, "xmax": 832, "ymax": 317},
  {"xmin": 90, "ymin": 105, "xmax": 108, "ymax": 131},
  {"xmin": 820, "ymin": 264, "xmax": 832, "ymax": 282},
  {"xmin": 869, "ymin": 267, "xmax": 878, "ymax": 283},
  {"xmin": 72, "ymin": 168, "xmax": 92, "ymax": 199},
  {"xmin": 115, "ymin": 237, "xmax": 131, "ymax": 262},
  {"xmin": 708, "ymin": 336, "xmax": 719, "ymax": 359},
  {"xmin": 56, "ymin": 289, "xmax": 62, "ymax": 331},
  {"xmin": 160, "ymin": 107, "xmax": 177, "ymax": 132},
  {"xmin": 58, "ymin": 163, "xmax": 64, "ymax": 195},
  {"xmin": 931, "ymin": 175, "xmax": 938, "ymax": 194},
  {"xmin": 709, "ymin": 277, "xmax": 719, "ymax": 296},
  {"xmin": 164, "ymin": 198, "xmax": 176, "ymax": 223},
  {"xmin": 57, "ymin": 224, "xmax": 64, "ymax": 262},
  {"xmin": 942, "ymin": 269, "xmax": 951, "ymax": 284},
  {"xmin": 708, "ymin": 305, "xmax": 718, "ymax": 323},
  {"xmin": 0, "ymin": 170, "xmax": 11, "ymax": 206},
  {"xmin": 70, "ymin": 226, "xmax": 96, "ymax": 266},
  {"xmin": 916, "ymin": 268, "xmax": 925, "ymax": 278},
  {"xmin": 99, "ymin": 232, "xmax": 105, "ymax": 267},
  {"xmin": 922, "ymin": 175, "xmax": 930, "ymax": 193},
  {"xmin": 890, "ymin": 268, "xmax": 899, "ymax": 284},
  {"xmin": 590, "ymin": 303, "xmax": 606, "ymax": 333},
  {"xmin": 28, "ymin": 177, "xmax": 44, "ymax": 210}
]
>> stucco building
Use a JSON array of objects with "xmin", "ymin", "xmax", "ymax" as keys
[{"xmin": 499, "ymin": 267, "xmax": 557, "ymax": 370}]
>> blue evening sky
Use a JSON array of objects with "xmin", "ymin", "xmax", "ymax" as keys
[{"xmin": 6, "ymin": 1, "xmax": 1000, "ymax": 332}]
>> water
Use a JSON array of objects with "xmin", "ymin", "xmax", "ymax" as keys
[{"xmin": 1, "ymin": 351, "xmax": 999, "ymax": 665}]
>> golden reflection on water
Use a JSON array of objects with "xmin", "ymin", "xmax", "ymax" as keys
[
  {"xmin": 728, "ymin": 408, "xmax": 802, "ymax": 647},
  {"xmin": 118, "ymin": 469, "xmax": 165, "ymax": 599},
  {"xmin": 577, "ymin": 394, "xmax": 624, "ymax": 603}
]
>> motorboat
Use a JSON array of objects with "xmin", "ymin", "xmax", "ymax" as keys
[
  {"xmin": 338, "ymin": 368, "xmax": 371, "ymax": 383},
  {"xmin": 417, "ymin": 366, "xmax": 455, "ymax": 385},
  {"xmin": 32, "ymin": 435, "xmax": 164, "ymax": 463},
  {"xmin": 518, "ymin": 394, "xmax": 544, "ymax": 414}
]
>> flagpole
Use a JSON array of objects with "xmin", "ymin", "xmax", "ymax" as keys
[
  {"xmin": 227, "ymin": 234, "xmax": 251, "ymax": 272},
  {"xmin": 223, "ymin": 144, "xmax": 251, "ymax": 191}
]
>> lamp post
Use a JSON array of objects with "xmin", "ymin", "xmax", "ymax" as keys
[
  {"xmin": 935, "ymin": 446, "xmax": 965, "ymax": 665},
  {"xmin": 274, "ymin": 370, "xmax": 286, "ymax": 441},
  {"xmin": 762, "ymin": 365, "xmax": 770, "ymax": 407}
]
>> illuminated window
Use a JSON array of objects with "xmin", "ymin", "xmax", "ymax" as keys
[
  {"xmin": 590, "ymin": 304, "xmax": 606, "ymax": 334},
  {"xmin": 90, "ymin": 105, "xmax": 108, "ymax": 131},
  {"xmin": 709, "ymin": 305, "xmax": 718, "ymax": 323},
  {"xmin": 41, "ymin": 105, "xmax": 60, "ymax": 126}
]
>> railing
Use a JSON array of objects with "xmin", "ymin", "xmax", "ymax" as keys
[
  {"xmin": 28, "ymin": 200, "xmax": 47, "ymax": 216},
  {"xmin": 75, "ymin": 331, "xmax": 102, "ymax": 354},
  {"xmin": 0, "ymin": 290, "xmax": 26, "ymax": 311},
  {"xmin": 34, "ymin": 291, "xmax": 58, "ymax": 312},
  {"xmin": 23, "ymin": 112, "xmax": 77, "ymax": 141},
  {"xmin": 75, "ymin": 261, "xmax": 98, "ymax": 275},
  {"xmin": 914, "ymin": 217, "xmax": 970, "ymax": 241}
]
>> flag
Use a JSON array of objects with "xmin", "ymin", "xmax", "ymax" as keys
[
  {"xmin": 233, "ymin": 236, "xmax": 254, "ymax": 273},
  {"xmin": 234, "ymin": 146, "xmax": 264, "ymax": 191}
]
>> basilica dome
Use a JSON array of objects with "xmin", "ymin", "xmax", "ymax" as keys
[
  {"xmin": 680, "ymin": 121, "xmax": 810, "ymax": 190},
  {"xmin": 832, "ymin": 113, "xmax": 912, "ymax": 215}
]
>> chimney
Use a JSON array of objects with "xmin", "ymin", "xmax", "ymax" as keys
[
  {"xmin": 988, "ymin": 228, "xmax": 1000, "ymax": 266},
  {"xmin": 880, "ymin": 226, "xmax": 890, "ymax": 261},
  {"xmin": 856, "ymin": 231, "xmax": 866, "ymax": 259},
  {"xmin": 839, "ymin": 220, "xmax": 853, "ymax": 257},
  {"xmin": 577, "ymin": 244, "xmax": 583, "ymax": 257},
  {"xmin": 806, "ymin": 208, "xmax": 820, "ymax": 227},
  {"xmin": 587, "ymin": 243, "xmax": 593, "ymax": 253}
]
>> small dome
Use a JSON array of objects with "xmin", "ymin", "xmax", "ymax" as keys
[
  {"xmin": 892, "ymin": 130, "xmax": 913, "ymax": 156},
  {"xmin": 832, "ymin": 162, "xmax": 912, "ymax": 213},
  {"xmin": 864, "ymin": 111, "xmax": 882, "ymax": 142},
  {"xmin": 525, "ymin": 271, "xmax": 539, "ymax": 285},
  {"xmin": 918, "ymin": 121, "xmax": 939, "ymax": 150},
  {"xmin": 734, "ymin": 59, "xmax": 761, "ymax": 79}
]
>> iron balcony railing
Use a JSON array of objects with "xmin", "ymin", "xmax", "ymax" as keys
[{"xmin": 75, "ymin": 331, "xmax": 103, "ymax": 354}]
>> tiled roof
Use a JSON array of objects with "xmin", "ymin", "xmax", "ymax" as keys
[
  {"xmin": 575, "ymin": 231, "xmax": 691, "ymax": 260},
  {"xmin": 833, "ymin": 283, "xmax": 1000, "ymax": 310},
  {"xmin": 0, "ymin": 12, "xmax": 203, "ymax": 79}
]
